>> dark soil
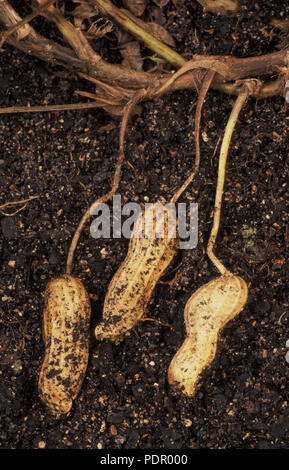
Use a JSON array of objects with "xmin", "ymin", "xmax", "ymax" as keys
[{"xmin": 0, "ymin": 0, "xmax": 289, "ymax": 450}]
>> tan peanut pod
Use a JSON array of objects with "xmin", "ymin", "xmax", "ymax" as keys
[
  {"xmin": 95, "ymin": 202, "xmax": 178, "ymax": 342},
  {"xmin": 38, "ymin": 274, "xmax": 91, "ymax": 415},
  {"xmin": 168, "ymin": 274, "xmax": 248, "ymax": 396}
]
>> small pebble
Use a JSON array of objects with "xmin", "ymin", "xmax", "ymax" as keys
[{"xmin": 184, "ymin": 419, "xmax": 192, "ymax": 427}]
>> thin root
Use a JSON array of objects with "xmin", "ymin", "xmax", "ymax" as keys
[
  {"xmin": 65, "ymin": 89, "xmax": 147, "ymax": 275},
  {"xmin": 0, "ymin": 195, "xmax": 40, "ymax": 216},
  {"xmin": 141, "ymin": 317, "xmax": 174, "ymax": 330},
  {"xmin": 170, "ymin": 69, "xmax": 215, "ymax": 204},
  {"xmin": 0, "ymin": 101, "xmax": 113, "ymax": 115}
]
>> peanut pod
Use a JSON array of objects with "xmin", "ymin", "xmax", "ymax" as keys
[
  {"xmin": 95, "ymin": 202, "xmax": 178, "ymax": 342},
  {"xmin": 38, "ymin": 274, "xmax": 91, "ymax": 415},
  {"xmin": 168, "ymin": 274, "xmax": 248, "ymax": 396}
]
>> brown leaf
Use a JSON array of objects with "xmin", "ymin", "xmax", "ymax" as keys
[
  {"xmin": 122, "ymin": 0, "xmax": 147, "ymax": 17},
  {"xmin": 115, "ymin": 27, "xmax": 131, "ymax": 45},
  {"xmin": 86, "ymin": 18, "xmax": 114, "ymax": 39},
  {"xmin": 71, "ymin": 3, "xmax": 96, "ymax": 20},
  {"xmin": 150, "ymin": 6, "xmax": 166, "ymax": 25},
  {"xmin": 121, "ymin": 41, "xmax": 143, "ymax": 71},
  {"xmin": 198, "ymin": 0, "xmax": 239, "ymax": 15},
  {"xmin": 146, "ymin": 22, "xmax": 175, "ymax": 47},
  {"xmin": 153, "ymin": 0, "xmax": 170, "ymax": 7},
  {"xmin": 121, "ymin": 9, "xmax": 175, "ymax": 47},
  {"xmin": 71, "ymin": 2, "xmax": 98, "ymax": 29}
]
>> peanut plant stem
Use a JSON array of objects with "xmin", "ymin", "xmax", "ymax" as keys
[
  {"xmin": 0, "ymin": 0, "xmax": 56, "ymax": 48},
  {"xmin": 36, "ymin": 0, "xmax": 101, "ymax": 64},
  {"xmin": 91, "ymin": 0, "xmax": 186, "ymax": 68},
  {"xmin": 207, "ymin": 84, "xmax": 250, "ymax": 275},
  {"xmin": 91, "ymin": 0, "xmax": 288, "ymax": 99},
  {"xmin": 1, "ymin": 1, "xmax": 287, "ymax": 98}
]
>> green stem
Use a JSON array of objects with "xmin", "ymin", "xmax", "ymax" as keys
[
  {"xmin": 207, "ymin": 84, "xmax": 250, "ymax": 275},
  {"xmin": 92, "ymin": 0, "xmax": 186, "ymax": 68}
]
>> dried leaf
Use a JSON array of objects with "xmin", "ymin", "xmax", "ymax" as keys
[
  {"xmin": 150, "ymin": 6, "xmax": 166, "ymax": 25},
  {"xmin": 116, "ymin": 28, "xmax": 143, "ymax": 70},
  {"xmin": 271, "ymin": 19, "xmax": 289, "ymax": 49},
  {"xmin": 115, "ymin": 27, "xmax": 130, "ymax": 45},
  {"xmin": 146, "ymin": 22, "xmax": 175, "ymax": 47},
  {"xmin": 198, "ymin": 0, "xmax": 239, "ymax": 15},
  {"xmin": 121, "ymin": 9, "xmax": 175, "ymax": 47},
  {"xmin": 120, "ymin": 40, "xmax": 143, "ymax": 71},
  {"xmin": 71, "ymin": 2, "xmax": 98, "ymax": 29},
  {"xmin": 86, "ymin": 18, "xmax": 113, "ymax": 39},
  {"xmin": 122, "ymin": 0, "xmax": 147, "ymax": 17},
  {"xmin": 153, "ymin": 0, "xmax": 170, "ymax": 7},
  {"xmin": 71, "ymin": 3, "xmax": 96, "ymax": 19}
]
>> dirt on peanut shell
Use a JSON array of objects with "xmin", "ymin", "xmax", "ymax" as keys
[{"xmin": 0, "ymin": 0, "xmax": 289, "ymax": 449}]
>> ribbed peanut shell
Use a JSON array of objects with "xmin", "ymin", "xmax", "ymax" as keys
[
  {"xmin": 168, "ymin": 274, "xmax": 248, "ymax": 396},
  {"xmin": 95, "ymin": 202, "xmax": 178, "ymax": 342},
  {"xmin": 38, "ymin": 275, "xmax": 91, "ymax": 415}
]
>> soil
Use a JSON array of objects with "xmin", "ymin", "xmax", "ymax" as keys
[{"xmin": 0, "ymin": 0, "xmax": 289, "ymax": 450}]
